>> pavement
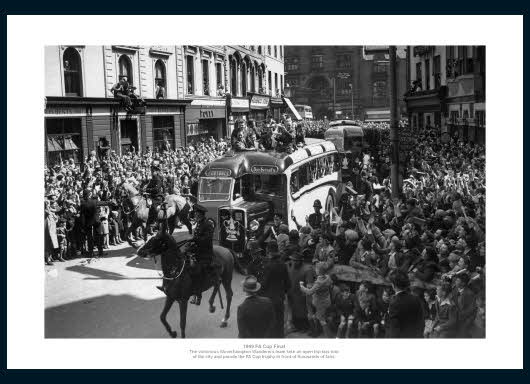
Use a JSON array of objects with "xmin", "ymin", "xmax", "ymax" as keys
[{"xmin": 45, "ymin": 229, "xmax": 246, "ymax": 338}]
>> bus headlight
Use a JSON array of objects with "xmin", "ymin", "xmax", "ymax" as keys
[{"xmin": 249, "ymin": 219, "xmax": 259, "ymax": 232}]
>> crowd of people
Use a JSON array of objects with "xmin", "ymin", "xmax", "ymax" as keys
[
  {"xmin": 44, "ymin": 137, "xmax": 231, "ymax": 265},
  {"xmin": 44, "ymin": 114, "xmax": 486, "ymax": 339},
  {"xmin": 237, "ymin": 125, "xmax": 486, "ymax": 339}
]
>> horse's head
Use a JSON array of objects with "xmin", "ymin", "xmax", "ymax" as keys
[{"xmin": 137, "ymin": 232, "xmax": 173, "ymax": 259}]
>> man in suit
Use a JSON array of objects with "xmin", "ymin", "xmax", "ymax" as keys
[
  {"xmin": 79, "ymin": 189, "xmax": 112, "ymax": 258},
  {"xmin": 386, "ymin": 270, "xmax": 425, "ymax": 338},
  {"xmin": 453, "ymin": 273, "xmax": 477, "ymax": 337},
  {"xmin": 259, "ymin": 241, "xmax": 291, "ymax": 338},
  {"xmin": 237, "ymin": 275, "xmax": 276, "ymax": 338}
]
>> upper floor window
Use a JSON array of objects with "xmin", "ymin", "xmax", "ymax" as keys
[
  {"xmin": 336, "ymin": 54, "xmax": 352, "ymax": 69},
  {"xmin": 311, "ymin": 55, "xmax": 323, "ymax": 69},
  {"xmin": 186, "ymin": 55, "xmax": 195, "ymax": 94},
  {"xmin": 268, "ymin": 46, "xmax": 272, "ymax": 55},
  {"xmin": 373, "ymin": 80, "xmax": 387, "ymax": 101},
  {"xmin": 63, "ymin": 47, "xmax": 83, "ymax": 96},
  {"xmin": 433, "ymin": 55, "xmax": 441, "ymax": 89},
  {"xmin": 202, "ymin": 59, "xmax": 210, "ymax": 96},
  {"xmin": 154, "ymin": 60, "xmax": 166, "ymax": 99},
  {"xmin": 118, "ymin": 55, "xmax": 133, "ymax": 84},
  {"xmin": 286, "ymin": 57, "xmax": 299, "ymax": 71},
  {"xmin": 257, "ymin": 46, "xmax": 262, "ymax": 54},
  {"xmin": 373, "ymin": 61, "xmax": 388, "ymax": 73},
  {"xmin": 274, "ymin": 46, "xmax": 278, "ymax": 58}
]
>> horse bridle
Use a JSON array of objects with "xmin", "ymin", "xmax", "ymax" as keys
[{"xmin": 153, "ymin": 238, "xmax": 190, "ymax": 281}]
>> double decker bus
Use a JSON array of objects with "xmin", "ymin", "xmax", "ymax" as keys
[
  {"xmin": 294, "ymin": 104, "xmax": 314, "ymax": 120},
  {"xmin": 197, "ymin": 139, "xmax": 341, "ymax": 253}
]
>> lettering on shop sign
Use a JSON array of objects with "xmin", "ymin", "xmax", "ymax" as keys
[
  {"xmin": 155, "ymin": 107, "xmax": 172, "ymax": 114},
  {"xmin": 250, "ymin": 165, "xmax": 279, "ymax": 174},
  {"xmin": 200, "ymin": 109, "xmax": 214, "ymax": 118},
  {"xmin": 45, "ymin": 107, "xmax": 74, "ymax": 115},
  {"xmin": 204, "ymin": 168, "xmax": 231, "ymax": 177},
  {"xmin": 250, "ymin": 96, "xmax": 270, "ymax": 109}
]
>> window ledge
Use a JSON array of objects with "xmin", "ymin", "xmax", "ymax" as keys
[{"xmin": 149, "ymin": 47, "xmax": 173, "ymax": 57}]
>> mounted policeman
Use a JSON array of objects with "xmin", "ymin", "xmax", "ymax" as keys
[{"xmin": 144, "ymin": 160, "xmax": 165, "ymax": 234}]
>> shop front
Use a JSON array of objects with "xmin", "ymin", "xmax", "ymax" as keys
[
  {"xmin": 270, "ymin": 97, "xmax": 284, "ymax": 121},
  {"xmin": 184, "ymin": 98, "xmax": 227, "ymax": 142},
  {"xmin": 248, "ymin": 93, "xmax": 270, "ymax": 128},
  {"xmin": 45, "ymin": 97, "xmax": 189, "ymax": 165}
]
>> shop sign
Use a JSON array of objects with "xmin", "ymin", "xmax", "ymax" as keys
[
  {"xmin": 250, "ymin": 95, "xmax": 270, "ymax": 109},
  {"xmin": 204, "ymin": 168, "xmax": 231, "ymax": 177},
  {"xmin": 231, "ymin": 98, "xmax": 250, "ymax": 109},
  {"xmin": 45, "ymin": 106, "xmax": 78, "ymax": 115},
  {"xmin": 250, "ymin": 165, "xmax": 279, "ymax": 174}
]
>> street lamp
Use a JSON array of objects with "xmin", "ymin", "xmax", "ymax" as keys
[{"xmin": 349, "ymin": 83, "xmax": 354, "ymax": 119}]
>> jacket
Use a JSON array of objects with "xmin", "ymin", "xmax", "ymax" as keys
[
  {"xmin": 386, "ymin": 291, "xmax": 425, "ymax": 338},
  {"xmin": 80, "ymin": 199, "xmax": 110, "ymax": 227},
  {"xmin": 237, "ymin": 295, "xmax": 276, "ymax": 338},
  {"xmin": 453, "ymin": 287, "xmax": 477, "ymax": 337},
  {"xmin": 260, "ymin": 260, "xmax": 291, "ymax": 304},
  {"xmin": 192, "ymin": 218, "xmax": 214, "ymax": 259}
]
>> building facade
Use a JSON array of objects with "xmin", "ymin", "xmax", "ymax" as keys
[
  {"xmin": 45, "ymin": 45, "xmax": 287, "ymax": 166},
  {"xmin": 45, "ymin": 45, "xmax": 190, "ymax": 165},
  {"xmin": 404, "ymin": 45, "xmax": 485, "ymax": 144},
  {"xmin": 283, "ymin": 46, "xmax": 407, "ymax": 121}
]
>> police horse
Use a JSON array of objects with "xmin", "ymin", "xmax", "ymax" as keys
[
  {"xmin": 119, "ymin": 183, "xmax": 193, "ymax": 244},
  {"xmin": 137, "ymin": 231, "xmax": 235, "ymax": 338}
]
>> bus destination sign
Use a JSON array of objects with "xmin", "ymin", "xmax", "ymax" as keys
[
  {"xmin": 204, "ymin": 168, "xmax": 231, "ymax": 177},
  {"xmin": 250, "ymin": 165, "xmax": 279, "ymax": 174}
]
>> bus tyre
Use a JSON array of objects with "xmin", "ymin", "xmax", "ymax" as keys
[{"xmin": 325, "ymin": 194, "xmax": 335, "ymax": 226}]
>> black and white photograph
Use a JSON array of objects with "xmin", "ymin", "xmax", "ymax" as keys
[
  {"xmin": 43, "ymin": 44, "xmax": 486, "ymax": 339},
  {"xmin": 5, "ymin": 14, "xmax": 523, "ymax": 370}
]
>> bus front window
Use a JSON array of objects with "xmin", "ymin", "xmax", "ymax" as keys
[{"xmin": 198, "ymin": 178, "xmax": 232, "ymax": 202}]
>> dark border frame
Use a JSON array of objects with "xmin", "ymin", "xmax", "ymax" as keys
[{"xmin": 1, "ymin": 2, "xmax": 527, "ymax": 379}]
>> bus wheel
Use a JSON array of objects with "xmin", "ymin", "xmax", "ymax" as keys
[{"xmin": 325, "ymin": 194, "xmax": 335, "ymax": 226}]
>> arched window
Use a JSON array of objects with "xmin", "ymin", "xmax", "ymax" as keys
[
  {"xmin": 63, "ymin": 47, "xmax": 82, "ymax": 96},
  {"xmin": 258, "ymin": 67, "xmax": 263, "ymax": 93},
  {"xmin": 241, "ymin": 61, "xmax": 247, "ymax": 97},
  {"xmin": 250, "ymin": 65, "xmax": 256, "ymax": 93},
  {"xmin": 230, "ymin": 57, "xmax": 238, "ymax": 95},
  {"xmin": 119, "ymin": 55, "xmax": 133, "ymax": 84},
  {"xmin": 155, "ymin": 60, "xmax": 166, "ymax": 99}
]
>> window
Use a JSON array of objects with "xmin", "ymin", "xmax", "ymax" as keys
[
  {"xmin": 337, "ymin": 78, "xmax": 352, "ymax": 96},
  {"xmin": 280, "ymin": 75, "xmax": 283, "ymax": 93},
  {"xmin": 424, "ymin": 59, "xmax": 430, "ymax": 90},
  {"xmin": 311, "ymin": 55, "xmax": 323, "ymax": 69},
  {"xmin": 154, "ymin": 60, "xmax": 166, "ymax": 99},
  {"xmin": 216, "ymin": 63, "xmax": 223, "ymax": 90},
  {"xmin": 274, "ymin": 73, "xmax": 278, "ymax": 96},
  {"xmin": 202, "ymin": 59, "xmax": 209, "ymax": 95},
  {"xmin": 372, "ymin": 81, "xmax": 387, "ymax": 103},
  {"xmin": 268, "ymin": 71, "xmax": 272, "ymax": 93},
  {"xmin": 250, "ymin": 65, "xmax": 256, "ymax": 92},
  {"xmin": 258, "ymin": 46, "xmax": 262, "ymax": 54},
  {"xmin": 63, "ymin": 47, "xmax": 82, "ymax": 96},
  {"xmin": 152, "ymin": 116, "xmax": 175, "ymax": 152},
  {"xmin": 373, "ymin": 61, "xmax": 388, "ymax": 73},
  {"xmin": 253, "ymin": 174, "xmax": 282, "ymax": 196},
  {"xmin": 415, "ymin": 62, "xmax": 422, "ymax": 89},
  {"xmin": 336, "ymin": 54, "xmax": 352, "ymax": 69},
  {"xmin": 274, "ymin": 46, "xmax": 278, "ymax": 58},
  {"xmin": 433, "ymin": 55, "xmax": 441, "ymax": 88},
  {"xmin": 199, "ymin": 178, "xmax": 232, "ymax": 202},
  {"xmin": 286, "ymin": 57, "xmax": 299, "ymax": 71},
  {"xmin": 119, "ymin": 55, "xmax": 133, "ymax": 84},
  {"xmin": 186, "ymin": 55, "xmax": 194, "ymax": 94},
  {"xmin": 258, "ymin": 67, "xmax": 263, "ymax": 92},
  {"xmin": 268, "ymin": 46, "xmax": 271, "ymax": 55},
  {"xmin": 46, "ymin": 118, "xmax": 82, "ymax": 165},
  {"xmin": 241, "ymin": 62, "xmax": 247, "ymax": 96},
  {"xmin": 230, "ymin": 58, "xmax": 237, "ymax": 96},
  {"xmin": 290, "ymin": 155, "xmax": 337, "ymax": 197}
]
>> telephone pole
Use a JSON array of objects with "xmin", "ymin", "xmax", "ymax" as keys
[{"xmin": 389, "ymin": 45, "xmax": 401, "ymax": 199}]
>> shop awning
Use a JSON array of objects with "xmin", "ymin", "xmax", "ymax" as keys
[
  {"xmin": 47, "ymin": 137, "xmax": 62, "ymax": 152},
  {"xmin": 63, "ymin": 137, "xmax": 79, "ymax": 151},
  {"xmin": 283, "ymin": 97, "xmax": 302, "ymax": 121}
]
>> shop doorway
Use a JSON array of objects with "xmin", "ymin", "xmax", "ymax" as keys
[
  {"xmin": 199, "ymin": 119, "xmax": 221, "ymax": 140},
  {"xmin": 120, "ymin": 119, "xmax": 139, "ymax": 155}
]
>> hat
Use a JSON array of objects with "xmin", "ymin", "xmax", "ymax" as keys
[
  {"xmin": 313, "ymin": 199, "xmax": 322, "ymax": 208},
  {"xmin": 194, "ymin": 204, "xmax": 207, "ymax": 213},
  {"xmin": 242, "ymin": 275, "xmax": 261, "ymax": 293},
  {"xmin": 289, "ymin": 252, "xmax": 303, "ymax": 261}
]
